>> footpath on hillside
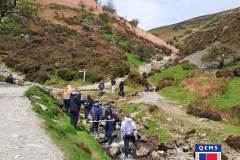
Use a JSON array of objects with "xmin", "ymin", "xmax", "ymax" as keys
[{"xmin": 0, "ymin": 83, "xmax": 63, "ymax": 160}]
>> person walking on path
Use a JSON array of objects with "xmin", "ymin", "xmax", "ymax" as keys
[
  {"xmin": 70, "ymin": 88, "xmax": 84, "ymax": 131},
  {"xmin": 100, "ymin": 107, "xmax": 119, "ymax": 145},
  {"xmin": 121, "ymin": 113, "xmax": 140, "ymax": 157},
  {"xmin": 5, "ymin": 74, "xmax": 15, "ymax": 84},
  {"xmin": 111, "ymin": 77, "xmax": 116, "ymax": 93},
  {"xmin": 98, "ymin": 81, "xmax": 105, "ymax": 96},
  {"xmin": 84, "ymin": 95, "xmax": 94, "ymax": 123},
  {"xmin": 90, "ymin": 99, "xmax": 102, "ymax": 137},
  {"xmin": 118, "ymin": 81, "xmax": 127, "ymax": 97},
  {"xmin": 63, "ymin": 85, "xmax": 71, "ymax": 113}
]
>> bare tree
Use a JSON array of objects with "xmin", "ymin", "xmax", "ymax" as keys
[
  {"xmin": 133, "ymin": 18, "xmax": 140, "ymax": 28},
  {"xmin": 79, "ymin": 0, "xmax": 86, "ymax": 10},
  {"xmin": 105, "ymin": 0, "xmax": 116, "ymax": 13}
]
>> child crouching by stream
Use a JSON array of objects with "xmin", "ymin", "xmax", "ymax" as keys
[
  {"xmin": 121, "ymin": 113, "xmax": 141, "ymax": 157},
  {"xmin": 90, "ymin": 99, "xmax": 102, "ymax": 137}
]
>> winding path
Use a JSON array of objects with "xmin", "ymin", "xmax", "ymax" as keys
[{"xmin": 0, "ymin": 83, "xmax": 63, "ymax": 160}]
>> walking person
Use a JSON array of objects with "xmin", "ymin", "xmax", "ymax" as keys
[
  {"xmin": 90, "ymin": 99, "xmax": 102, "ymax": 137},
  {"xmin": 84, "ymin": 95, "xmax": 94, "ymax": 123},
  {"xmin": 121, "ymin": 113, "xmax": 140, "ymax": 157},
  {"xmin": 100, "ymin": 107, "xmax": 119, "ymax": 145},
  {"xmin": 111, "ymin": 77, "xmax": 116, "ymax": 93},
  {"xmin": 63, "ymin": 85, "xmax": 71, "ymax": 113},
  {"xmin": 98, "ymin": 81, "xmax": 105, "ymax": 96},
  {"xmin": 118, "ymin": 81, "xmax": 127, "ymax": 97},
  {"xmin": 70, "ymin": 88, "xmax": 84, "ymax": 131}
]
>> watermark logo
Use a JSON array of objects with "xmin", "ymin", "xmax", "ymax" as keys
[{"xmin": 195, "ymin": 144, "xmax": 221, "ymax": 160}]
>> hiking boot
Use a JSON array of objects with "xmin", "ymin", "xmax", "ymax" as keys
[
  {"xmin": 125, "ymin": 151, "xmax": 128, "ymax": 157},
  {"xmin": 134, "ymin": 143, "xmax": 141, "ymax": 150},
  {"xmin": 108, "ymin": 139, "xmax": 113, "ymax": 145},
  {"xmin": 96, "ymin": 132, "xmax": 99, "ymax": 137},
  {"xmin": 91, "ymin": 132, "xmax": 95, "ymax": 137}
]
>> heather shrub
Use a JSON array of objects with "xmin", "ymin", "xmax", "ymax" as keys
[
  {"xmin": 216, "ymin": 68, "xmax": 234, "ymax": 78},
  {"xmin": 229, "ymin": 105, "xmax": 240, "ymax": 115},
  {"xmin": 233, "ymin": 66, "xmax": 240, "ymax": 77},
  {"xmin": 149, "ymin": 105, "xmax": 158, "ymax": 112},
  {"xmin": 142, "ymin": 72, "xmax": 148, "ymax": 79},
  {"xmin": 86, "ymin": 70, "xmax": 103, "ymax": 83},
  {"xmin": 57, "ymin": 69, "xmax": 75, "ymax": 81},
  {"xmin": 36, "ymin": 71, "xmax": 50, "ymax": 84},
  {"xmin": 101, "ymin": 24, "xmax": 113, "ymax": 34},
  {"xmin": 125, "ymin": 71, "xmax": 149, "ymax": 87},
  {"xmin": 76, "ymin": 142, "xmax": 92, "ymax": 155},
  {"xmin": 14, "ymin": 60, "xmax": 40, "ymax": 74},
  {"xmin": 187, "ymin": 104, "xmax": 203, "ymax": 115},
  {"xmin": 156, "ymin": 77, "xmax": 174, "ymax": 92},
  {"xmin": 3, "ymin": 56, "xmax": 20, "ymax": 67},
  {"xmin": 182, "ymin": 63, "xmax": 198, "ymax": 70},
  {"xmin": 225, "ymin": 135, "xmax": 240, "ymax": 150}
]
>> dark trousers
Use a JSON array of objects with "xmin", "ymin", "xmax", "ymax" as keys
[
  {"xmin": 92, "ymin": 117, "xmax": 100, "ymax": 133},
  {"xmin": 99, "ymin": 89, "xmax": 103, "ymax": 96},
  {"xmin": 84, "ymin": 108, "xmax": 90, "ymax": 119},
  {"xmin": 63, "ymin": 99, "xmax": 70, "ymax": 113},
  {"xmin": 124, "ymin": 136, "xmax": 136, "ymax": 154},
  {"xmin": 105, "ymin": 126, "xmax": 113, "ymax": 139},
  {"xmin": 119, "ymin": 89, "xmax": 124, "ymax": 97},
  {"xmin": 70, "ymin": 111, "xmax": 79, "ymax": 129}
]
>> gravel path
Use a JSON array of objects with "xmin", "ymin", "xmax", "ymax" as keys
[
  {"xmin": 0, "ymin": 83, "xmax": 63, "ymax": 160},
  {"xmin": 127, "ymin": 92, "xmax": 165, "ymax": 104}
]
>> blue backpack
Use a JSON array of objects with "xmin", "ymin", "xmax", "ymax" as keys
[{"xmin": 124, "ymin": 120, "xmax": 134, "ymax": 136}]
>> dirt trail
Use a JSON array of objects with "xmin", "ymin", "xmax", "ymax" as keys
[{"xmin": 0, "ymin": 83, "xmax": 63, "ymax": 160}]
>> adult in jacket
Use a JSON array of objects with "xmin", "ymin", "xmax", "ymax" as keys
[
  {"xmin": 90, "ymin": 99, "xmax": 102, "ymax": 137},
  {"xmin": 70, "ymin": 88, "xmax": 84, "ymax": 130},
  {"xmin": 118, "ymin": 81, "xmax": 127, "ymax": 97},
  {"xmin": 100, "ymin": 107, "xmax": 119, "ymax": 145},
  {"xmin": 84, "ymin": 95, "xmax": 94, "ymax": 122},
  {"xmin": 5, "ymin": 74, "xmax": 15, "ymax": 84},
  {"xmin": 98, "ymin": 81, "xmax": 105, "ymax": 96}
]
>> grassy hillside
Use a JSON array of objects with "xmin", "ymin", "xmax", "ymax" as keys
[
  {"xmin": 0, "ymin": 3, "xmax": 172, "ymax": 87},
  {"xmin": 149, "ymin": 7, "xmax": 240, "ymax": 47}
]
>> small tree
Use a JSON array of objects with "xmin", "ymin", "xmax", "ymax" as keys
[
  {"xmin": 129, "ymin": 20, "xmax": 134, "ymax": 29},
  {"xmin": 101, "ymin": 24, "xmax": 113, "ymax": 34},
  {"xmin": 79, "ymin": 0, "xmax": 86, "ymax": 10},
  {"xmin": 113, "ymin": 36, "xmax": 122, "ymax": 46},
  {"xmin": 99, "ymin": 12, "xmax": 110, "ymax": 24},
  {"xmin": 134, "ymin": 44, "xmax": 155, "ymax": 61},
  {"xmin": 89, "ymin": 6, "xmax": 94, "ymax": 15},
  {"xmin": 204, "ymin": 44, "xmax": 238, "ymax": 68},
  {"xmin": 132, "ymin": 18, "xmax": 140, "ymax": 28},
  {"xmin": 106, "ymin": 0, "xmax": 116, "ymax": 13}
]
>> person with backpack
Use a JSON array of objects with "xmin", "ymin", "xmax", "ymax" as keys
[
  {"xmin": 121, "ymin": 113, "xmax": 140, "ymax": 157},
  {"xmin": 111, "ymin": 77, "xmax": 116, "ymax": 93},
  {"xmin": 63, "ymin": 85, "xmax": 71, "ymax": 113},
  {"xmin": 100, "ymin": 107, "xmax": 119, "ymax": 145},
  {"xmin": 98, "ymin": 81, "xmax": 105, "ymax": 96},
  {"xmin": 90, "ymin": 99, "xmax": 102, "ymax": 137},
  {"xmin": 69, "ymin": 88, "xmax": 84, "ymax": 131},
  {"xmin": 118, "ymin": 81, "xmax": 127, "ymax": 97},
  {"xmin": 84, "ymin": 95, "xmax": 94, "ymax": 123},
  {"xmin": 5, "ymin": 74, "xmax": 15, "ymax": 84}
]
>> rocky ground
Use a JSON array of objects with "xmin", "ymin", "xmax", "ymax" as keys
[{"xmin": 0, "ymin": 82, "xmax": 63, "ymax": 160}]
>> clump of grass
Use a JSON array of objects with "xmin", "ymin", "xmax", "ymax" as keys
[
  {"xmin": 76, "ymin": 142, "xmax": 92, "ymax": 155},
  {"xmin": 225, "ymin": 135, "xmax": 240, "ymax": 150},
  {"xmin": 49, "ymin": 3, "xmax": 67, "ymax": 8},
  {"xmin": 149, "ymin": 105, "xmax": 158, "ymax": 112},
  {"xmin": 124, "ymin": 52, "xmax": 151, "ymax": 67},
  {"xmin": 0, "ymin": 75, "xmax": 5, "ymax": 82}
]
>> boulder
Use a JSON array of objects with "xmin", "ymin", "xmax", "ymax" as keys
[
  {"xmin": 150, "ymin": 151, "xmax": 161, "ymax": 160},
  {"xmin": 36, "ymin": 102, "xmax": 48, "ymax": 111},
  {"xmin": 136, "ymin": 124, "xmax": 146, "ymax": 131},
  {"xmin": 95, "ymin": 133, "xmax": 108, "ymax": 143},
  {"xmin": 106, "ymin": 146, "xmax": 121, "ymax": 158},
  {"xmin": 132, "ymin": 147, "xmax": 150, "ymax": 157}
]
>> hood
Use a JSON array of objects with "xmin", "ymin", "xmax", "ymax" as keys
[
  {"xmin": 105, "ymin": 107, "xmax": 112, "ymax": 114},
  {"xmin": 125, "ymin": 118, "xmax": 133, "ymax": 123}
]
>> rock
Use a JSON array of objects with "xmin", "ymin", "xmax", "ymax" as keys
[
  {"xmin": 36, "ymin": 102, "xmax": 48, "ymax": 111},
  {"xmin": 167, "ymin": 118, "xmax": 172, "ymax": 122},
  {"xmin": 32, "ymin": 95, "xmax": 41, "ymax": 99},
  {"xmin": 132, "ymin": 147, "xmax": 150, "ymax": 157},
  {"xmin": 24, "ymin": 82, "xmax": 32, "ymax": 85},
  {"xmin": 175, "ymin": 139, "xmax": 186, "ymax": 147},
  {"xmin": 136, "ymin": 124, "xmax": 146, "ymax": 131},
  {"xmin": 201, "ymin": 133, "xmax": 207, "ymax": 137},
  {"xmin": 158, "ymin": 151, "xmax": 164, "ymax": 154},
  {"xmin": 150, "ymin": 151, "xmax": 161, "ymax": 160},
  {"xmin": 183, "ymin": 145, "xmax": 189, "ymax": 152},
  {"xmin": 95, "ymin": 133, "xmax": 108, "ymax": 143},
  {"xmin": 178, "ymin": 105, "xmax": 183, "ymax": 108},
  {"xmin": 106, "ymin": 146, "xmax": 121, "ymax": 158},
  {"xmin": 176, "ymin": 148, "xmax": 182, "ymax": 153},
  {"xmin": 198, "ymin": 118, "xmax": 208, "ymax": 122}
]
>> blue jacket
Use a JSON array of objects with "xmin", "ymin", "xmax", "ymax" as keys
[{"xmin": 90, "ymin": 105, "xmax": 102, "ymax": 120}]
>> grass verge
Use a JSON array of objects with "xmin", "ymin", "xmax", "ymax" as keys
[
  {"xmin": 0, "ymin": 75, "xmax": 5, "ymax": 82},
  {"xmin": 124, "ymin": 52, "xmax": 151, "ymax": 67},
  {"xmin": 25, "ymin": 87, "xmax": 110, "ymax": 160}
]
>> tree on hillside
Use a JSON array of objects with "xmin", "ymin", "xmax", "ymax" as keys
[
  {"xmin": 89, "ymin": 6, "xmax": 94, "ymax": 15},
  {"xmin": 99, "ymin": 12, "xmax": 110, "ymax": 24},
  {"xmin": 204, "ymin": 44, "xmax": 239, "ymax": 68},
  {"xmin": 105, "ymin": 0, "xmax": 116, "ymax": 13},
  {"xmin": 129, "ymin": 20, "xmax": 134, "ymax": 29},
  {"xmin": 79, "ymin": 0, "xmax": 86, "ymax": 10},
  {"xmin": 132, "ymin": 18, "xmax": 140, "ymax": 28},
  {"xmin": 134, "ymin": 44, "xmax": 155, "ymax": 61}
]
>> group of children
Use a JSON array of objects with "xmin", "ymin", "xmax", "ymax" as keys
[{"xmin": 63, "ymin": 84, "xmax": 140, "ymax": 157}]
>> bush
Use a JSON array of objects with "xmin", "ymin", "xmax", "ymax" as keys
[
  {"xmin": 233, "ymin": 66, "xmax": 240, "ymax": 77},
  {"xmin": 57, "ymin": 69, "xmax": 75, "ymax": 81},
  {"xmin": 182, "ymin": 63, "xmax": 198, "ymax": 70},
  {"xmin": 156, "ymin": 77, "xmax": 174, "ymax": 91},
  {"xmin": 36, "ymin": 71, "xmax": 50, "ymax": 84},
  {"xmin": 125, "ymin": 71, "xmax": 149, "ymax": 87},
  {"xmin": 14, "ymin": 60, "xmax": 40, "ymax": 74},
  {"xmin": 101, "ymin": 24, "xmax": 113, "ymax": 34},
  {"xmin": 149, "ymin": 105, "xmax": 158, "ymax": 112},
  {"xmin": 76, "ymin": 142, "xmax": 92, "ymax": 155},
  {"xmin": 225, "ymin": 135, "xmax": 240, "ymax": 150},
  {"xmin": 229, "ymin": 105, "xmax": 240, "ymax": 115},
  {"xmin": 166, "ymin": 40, "xmax": 174, "ymax": 45},
  {"xmin": 187, "ymin": 104, "xmax": 203, "ymax": 115},
  {"xmin": 147, "ymin": 71, "xmax": 155, "ymax": 77},
  {"xmin": 216, "ymin": 68, "xmax": 234, "ymax": 78},
  {"xmin": 86, "ymin": 70, "xmax": 103, "ymax": 83},
  {"xmin": 157, "ymin": 57, "xmax": 163, "ymax": 61},
  {"xmin": 142, "ymin": 72, "xmax": 147, "ymax": 79}
]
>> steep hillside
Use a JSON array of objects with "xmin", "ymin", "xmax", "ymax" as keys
[
  {"xmin": 37, "ymin": 0, "xmax": 178, "ymax": 52},
  {"xmin": 149, "ymin": 7, "xmax": 240, "ymax": 46}
]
